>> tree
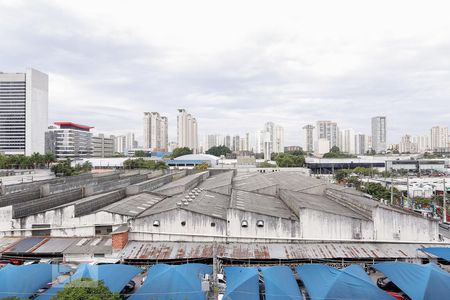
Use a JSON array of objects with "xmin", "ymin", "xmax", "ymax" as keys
[
  {"xmin": 258, "ymin": 161, "xmax": 277, "ymax": 168},
  {"xmin": 323, "ymin": 147, "xmax": 357, "ymax": 158},
  {"xmin": 123, "ymin": 158, "xmax": 167, "ymax": 170},
  {"xmin": 171, "ymin": 147, "xmax": 193, "ymax": 158},
  {"xmin": 51, "ymin": 159, "xmax": 75, "ymax": 176},
  {"xmin": 274, "ymin": 153, "xmax": 305, "ymax": 167},
  {"xmin": 44, "ymin": 152, "xmax": 56, "ymax": 167},
  {"xmin": 194, "ymin": 162, "xmax": 209, "ymax": 170},
  {"xmin": 206, "ymin": 145, "xmax": 231, "ymax": 157},
  {"xmin": 134, "ymin": 150, "xmax": 148, "ymax": 157},
  {"xmin": 51, "ymin": 278, "xmax": 121, "ymax": 300}
]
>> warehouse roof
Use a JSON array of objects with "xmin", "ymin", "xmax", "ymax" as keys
[
  {"xmin": 100, "ymin": 192, "xmax": 165, "ymax": 217},
  {"xmin": 230, "ymin": 189, "xmax": 298, "ymax": 220},
  {"xmin": 138, "ymin": 190, "xmax": 230, "ymax": 220},
  {"xmin": 153, "ymin": 171, "xmax": 208, "ymax": 196},
  {"xmin": 233, "ymin": 173, "xmax": 277, "ymax": 193},
  {"xmin": 198, "ymin": 171, "xmax": 233, "ymax": 191}
]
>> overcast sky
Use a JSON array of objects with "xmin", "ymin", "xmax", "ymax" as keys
[{"xmin": 1, "ymin": 0, "xmax": 450, "ymax": 146}]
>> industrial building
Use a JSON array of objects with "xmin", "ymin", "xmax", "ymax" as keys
[{"xmin": 0, "ymin": 168, "xmax": 448, "ymax": 266}]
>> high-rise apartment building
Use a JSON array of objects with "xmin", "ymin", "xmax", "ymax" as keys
[
  {"xmin": 430, "ymin": 125, "xmax": 449, "ymax": 150},
  {"xmin": 143, "ymin": 112, "xmax": 168, "ymax": 151},
  {"xmin": 342, "ymin": 128, "xmax": 356, "ymax": 154},
  {"xmin": 256, "ymin": 122, "xmax": 284, "ymax": 160},
  {"xmin": 92, "ymin": 134, "xmax": 115, "ymax": 157},
  {"xmin": 371, "ymin": 116, "xmax": 387, "ymax": 153},
  {"xmin": 115, "ymin": 132, "xmax": 135, "ymax": 155},
  {"xmin": 177, "ymin": 109, "xmax": 198, "ymax": 153},
  {"xmin": 399, "ymin": 134, "xmax": 417, "ymax": 154},
  {"xmin": 316, "ymin": 121, "xmax": 339, "ymax": 149},
  {"xmin": 302, "ymin": 124, "xmax": 315, "ymax": 153},
  {"xmin": 45, "ymin": 122, "xmax": 93, "ymax": 159},
  {"xmin": 354, "ymin": 133, "xmax": 366, "ymax": 155},
  {"xmin": 0, "ymin": 68, "xmax": 48, "ymax": 155},
  {"xmin": 412, "ymin": 135, "xmax": 430, "ymax": 153},
  {"xmin": 232, "ymin": 135, "xmax": 240, "ymax": 152}
]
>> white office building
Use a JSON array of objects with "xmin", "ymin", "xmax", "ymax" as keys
[
  {"xmin": 92, "ymin": 134, "xmax": 115, "ymax": 158},
  {"xmin": 430, "ymin": 125, "xmax": 448, "ymax": 150},
  {"xmin": 143, "ymin": 112, "xmax": 168, "ymax": 151},
  {"xmin": 371, "ymin": 116, "xmax": 387, "ymax": 153},
  {"xmin": 177, "ymin": 109, "xmax": 198, "ymax": 153},
  {"xmin": 0, "ymin": 68, "xmax": 48, "ymax": 155},
  {"xmin": 45, "ymin": 122, "xmax": 93, "ymax": 159}
]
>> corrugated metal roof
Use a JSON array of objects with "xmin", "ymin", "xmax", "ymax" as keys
[
  {"xmin": 0, "ymin": 237, "xmax": 22, "ymax": 253},
  {"xmin": 63, "ymin": 237, "xmax": 112, "ymax": 255},
  {"xmin": 120, "ymin": 242, "xmax": 441, "ymax": 260},
  {"xmin": 4, "ymin": 237, "xmax": 46, "ymax": 253},
  {"xmin": 101, "ymin": 192, "xmax": 165, "ymax": 217},
  {"xmin": 32, "ymin": 238, "xmax": 79, "ymax": 253}
]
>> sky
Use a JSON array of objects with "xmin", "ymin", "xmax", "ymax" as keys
[{"xmin": 1, "ymin": 0, "xmax": 450, "ymax": 147}]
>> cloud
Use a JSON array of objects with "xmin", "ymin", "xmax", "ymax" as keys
[{"xmin": 1, "ymin": 0, "xmax": 450, "ymax": 147}]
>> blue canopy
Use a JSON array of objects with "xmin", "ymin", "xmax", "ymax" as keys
[
  {"xmin": 130, "ymin": 263, "xmax": 212, "ymax": 300},
  {"xmin": 260, "ymin": 266, "xmax": 303, "ymax": 300},
  {"xmin": 0, "ymin": 264, "xmax": 69, "ymax": 300},
  {"xmin": 296, "ymin": 264, "xmax": 394, "ymax": 300},
  {"xmin": 420, "ymin": 247, "xmax": 450, "ymax": 262},
  {"xmin": 373, "ymin": 262, "xmax": 450, "ymax": 300},
  {"xmin": 36, "ymin": 264, "xmax": 142, "ymax": 300},
  {"xmin": 223, "ymin": 266, "xmax": 259, "ymax": 300}
]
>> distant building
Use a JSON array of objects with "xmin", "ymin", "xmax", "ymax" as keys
[
  {"xmin": 354, "ymin": 133, "xmax": 366, "ymax": 155},
  {"xmin": 46, "ymin": 122, "xmax": 93, "ymax": 159},
  {"xmin": 0, "ymin": 69, "xmax": 48, "ymax": 155},
  {"xmin": 315, "ymin": 138, "xmax": 330, "ymax": 156},
  {"xmin": 430, "ymin": 125, "xmax": 448, "ymax": 151},
  {"xmin": 143, "ymin": 112, "xmax": 168, "ymax": 151},
  {"xmin": 115, "ymin": 133, "xmax": 135, "ymax": 155},
  {"xmin": 284, "ymin": 146, "xmax": 302, "ymax": 152},
  {"xmin": 412, "ymin": 135, "xmax": 431, "ymax": 153},
  {"xmin": 342, "ymin": 128, "xmax": 356, "ymax": 154},
  {"xmin": 371, "ymin": 116, "xmax": 387, "ymax": 153},
  {"xmin": 256, "ymin": 122, "xmax": 284, "ymax": 160},
  {"xmin": 177, "ymin": 109, "xmax": 198, "ymax": 153},
  {"xmin": 316, "ymin": 121, "xmax": 338, "ymax": 149},
  {"xmin": 232, "ymin": 135, "xmax": 240, "ymax": 152},
  {"xmin": 92, "ymin": 134, "xmax": 115, "ymax": 158},
  {"xmin": 399, "ymin": 134, "xmax": 418, "ymax": 154},
  {"xmin": 302, "ymin": 124, "xmax": 315, "ymax": 153}
]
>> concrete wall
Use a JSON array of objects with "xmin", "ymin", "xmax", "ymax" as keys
[
  {"xmin": 227, "ymin": 208, "xmax": 299, "ymax": 240},
  {"xmin": 298, "ymin": 208, "xmax": 374, "ymax": 240},
  {"xmin": 373, "ymin": 207, "xmax": 439, "ymax": 242},
  {"xmin": 126, "ymin": 174, "xmax": 174, "ymax": 195},
  {"xmin": 131, "ymin": 209, "xmax": 226, "ymax": 242}
]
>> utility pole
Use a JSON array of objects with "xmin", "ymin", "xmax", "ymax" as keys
[
  {"xmin": 444, "ymin": 178, "xmax": 447, "ymax": 223},
  {"xmin": 407, "ymin": 176, "xmax": 410, "ymax": 207},
  {"xmin": 390, "ymin": 177, "xmax": 394, "ymax": 205}
]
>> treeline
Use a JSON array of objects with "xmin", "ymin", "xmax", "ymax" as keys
[
  {"xmin": 0, "ymin": 153, "xmax": 56, "ymax": 169},
  {"xmin": 51, "ymin": 159, "xmax": 93, "ymax": 176},
  {"xmin": 123, "ymin": 158, "xmax": 167, "ymax": 170}
]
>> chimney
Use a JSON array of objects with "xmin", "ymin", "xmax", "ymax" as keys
[{"xmin": 111, "ymin": 225, "xmax": 129, "ymax": 251}]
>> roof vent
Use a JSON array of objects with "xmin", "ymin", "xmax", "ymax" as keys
[
  {"xmin": 241, "ymin": 220, "xmax": 248, "ymax": 228},
  {"xmin": 176, "ymin": 202, "xmax": 182, "ymax": 207},
  {"xmin": 153, "ymin": 220, "xmax": 160, "ymax": 227},
  {"xmin": 183, "ymin": 201, "xmax": 189, "ymax": 206},
  {"xmin": 256, "ymin": 220, "xmax": 264, "ymax": 227}
]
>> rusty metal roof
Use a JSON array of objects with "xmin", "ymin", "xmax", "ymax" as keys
[{"xmin": 120, "ymin": 241, "xmax": 446, "ymax": 260}]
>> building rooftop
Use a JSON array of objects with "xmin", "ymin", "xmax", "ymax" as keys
[
  {"xmin": 54, "ymin": 121, "xmax": 94, "ymax": 131},
  {"xmin": 100, "ymin": 192, "xmax": 165, "ymax": 217},
  {"xmin": 153, "ymin": 171, "xmax": 208, "ymax": 196},
  {"xmin": 138, "ymin": 190, "xmax": 230, "ymax": 220},
  {"xmin": 233, "ymin": 173, "xmax": 277, "ymax": 193},
  {"xmin": 230, "ymin": 189, "xmax": 298, "ymax": 220},
  {"xmin": 198, "ymin": 171, "xmax": 234, "ymax": 192}
]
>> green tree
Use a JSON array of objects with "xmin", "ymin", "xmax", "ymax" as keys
[
  {"xmin": 51, "ymin": 278, "xmax": 121, "ymax": 300},
  {"xmin": 258, "ymin": 161, "xmax": 277, "ymax": 168},
  {"xmin": 205, "ymin": 145, "xmax": 232, "ymax": 157},
  {"xmin": 323, "ymin": 147, "xmax": 357, "ymax": 158},
  {"xmin": 171, "ymin": 147, "xmax": 193, "ymax": 158},
  {"xmin": 274, "ymin": 153, "xmax": 305, "ymax": 167},
  {"xmin": 44, "ymin": 152, "xmax": 56, "ymax": 167},
  {"xmin": 123, "ymin": 158, "xmax": 167, "ymax": 170},
  {"xmin": 134, "ymin": 150, "xmax": 148, "ymax": 157},
  {"xmin": 194, "ymin": 162, "xmax": 209, "ymax": 170},
  {"xmin": 334, "ymin": 169, "xmax": 351, "ymax": 183}
]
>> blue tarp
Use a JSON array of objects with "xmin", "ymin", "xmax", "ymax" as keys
[
  {"xmin": 296, "ymin": 264, "xmax": 394, "ymax": 300},
  {"xmin": 129, "ymin": 263, "xmax": 212, "ymax": 300},
  {"xmin": 420, "ymin": 247, "xmax": 450, "ymax": 262},
  {"xmin": 260, "ymin": 266, "xmax": 303, "ymax": 300},
  {"xmin": 373, "ymin": 262, "xmax": 450, "ymax": 300},
  {"xmin": 36, "ymin": 264, "xmax": 142, "ymax": 300},
  {"xmin": 223, "ymin": 266, "xmax": 259, "ymax": 300},
  {"xmin": 0, "ymin": 264, "xmax": 69, "ymax": 300}
]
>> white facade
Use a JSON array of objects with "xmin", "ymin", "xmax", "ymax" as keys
[
  {"xmin": 354, "ymin": 133, "xmax": 366, "ymax": 155},
  {"xmin": 177, "ymin": 109, "xmax": 198, "ymax": 153},
  {"xmin": 316, "ymin": 121, "xmax": 339, "ymax": 149},
  {"xmin": 46, "ymin": 122, "xmax": 93, "ymax": 159},
  {"xmin": 92, "ymin": 134, "xmax": 115, "ymax": 158},
  {"xmin": 302, "ymin": 124, "xmax": 315, "ymax": 153},
  {"xmin": 315, "ymin": 138, "xmax": 330, "ymax": 156},
  {"xmin": 413, "ymin": 135, "xmax": 431, "ymax": 153},
  {"xmin": 256, "ymin": 122, "xmax": 284, "ymax": 160},
  {"xmin": 143, "ymin": 112, "xmax": 168, "ymax": 151},
  {"xmin": 399, "ymin": 134, "xmax": 418, "ymax": 154},
  {"xmin": 0, "ymin": 69, "xmax": 48, "ymax": 155},
  {"xmin": 115, "ymin": 132, "xmax": 135, "ymax": 155},
  {"xmin": 371, "ymin": 116, "xmax": 387, "ymax": 153},
  {"xmin": 342, "ymin": 128, "xmax": 356, "ymax": 154},
  {"xmin": 430, "ymin": 125, "xmax": 448, "ymax": 150}
]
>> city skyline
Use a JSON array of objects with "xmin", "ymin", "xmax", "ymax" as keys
[{"xmin": 2, "ymin": 1, "xmax": 450, "ymax": 146}]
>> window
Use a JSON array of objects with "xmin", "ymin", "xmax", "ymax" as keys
[
  {"xmin": 181, "ymin": 221, "xmax": 186, "ymax": 226},
  {"xmin": 32, "ymin": 224, "xmax": 50, "ymax": 236},
  {"xmin": 241, "ymin": 220, "xmax": 248, "ymax": 228},
  {"xmin": 256, "ymin": 220, "xmax": 264, "ymax": 227},
  {"xmin": 211, "ymin": 222, "xmax": 216, "ymax": 227},
  {"xmin": 95, "ymin": 225, "xmax": 112, "ymax": 235}
]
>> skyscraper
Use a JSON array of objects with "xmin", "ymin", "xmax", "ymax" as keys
[
  {"xmin": 430, "ymin": 125, "xmax": 449, "ymax": 150},
  {"xmin": 177, "ymin": 109, "xmax": 198, "ymax": 153},
  {"xmin": 0, "ymin": 68, "xmax": 48, "ymax": 155},
  {"xmin": 354, "ymin": 133, "xmax": 366, "ymax": 155},
  {"xmin": 256, "ymin": 122, "xmax": 284, "ymax": 160},
  {"xmin": 316, "ymin": 121, "xmax": 339, "ymax": 149},
  {"xmin": 371, "ymin": 116, "xmax": 387, "ymax": 153},
  {"xmin": 302, "ymin": 124, "xmax": 315, "ymax": 153},
  {"xmin": 342, "ymin": 128, "xmax": 356, "ymax": 154},
  {"xmin": 143, "ymin": 112, "xmax": 168, "ymax": 151}
]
